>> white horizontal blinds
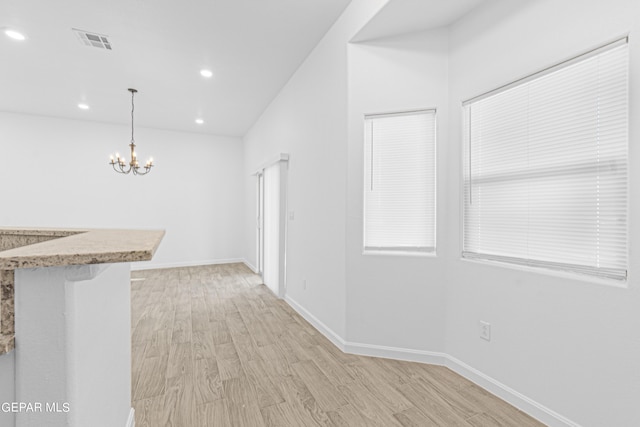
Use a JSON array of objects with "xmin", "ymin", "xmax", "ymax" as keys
[
  {"xmin": 463, "ymin": 40, "xmax": 628, "ymax": 280},
  {"xmin": 364, "ymin": 110, "xmax": 436, "ymax": 252}
]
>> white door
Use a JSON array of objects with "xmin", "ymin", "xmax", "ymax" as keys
[
  {"xmin": 260, "ymin": 160, "xmax": 287, "ymax": 297},
  {"xmin": 257, "ymin": 172, "xmax": 264, "ymax": 276}
]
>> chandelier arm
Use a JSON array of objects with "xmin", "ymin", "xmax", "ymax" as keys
[
  {"xmin": 112, "ymin": 162, "xmax": 126, "ymax": 174},
  {"xmin": 133, "ymin": 164, "xmax": 153, "ymax": 176},
  {"xmin": 118, "ymin": 161, "xmax": 131, "ymax": 174}
]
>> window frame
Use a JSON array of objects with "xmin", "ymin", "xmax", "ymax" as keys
[
  {"xmin": 362, "ymin": 108, "xmax": 438, "ymax": 257},
  {"xmin": 459, "ymin": 37, "xmax": 629, "ymax": 281}
]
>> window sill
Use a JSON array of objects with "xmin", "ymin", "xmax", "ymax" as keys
[
  {"xmin": 363, "ymin": 250, "xmax": 436, "ymax": 258},
  {"xmin": 460, "ymin": 256, "xmax": 628, "ymax": 289}
]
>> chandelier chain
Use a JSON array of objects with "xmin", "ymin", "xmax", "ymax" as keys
[{"xmin": 131, "ymin": 89, "xmax": 135, "ymax": 144}]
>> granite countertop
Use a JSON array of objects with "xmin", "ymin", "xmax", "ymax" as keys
[
  {"xmin": 0, "ymin": 227, "xmax": 83, "ymax": 237},
  {"xmin": 0, "ymin": 227, "xmax": 165, "ymax": 269},
  {"xmin": 0, "ymin": 227, "xmax": 165, "ymax": 355},
  {"xmin": 0, "ymin": 334, "xmax": 13, "ymax": 354}
]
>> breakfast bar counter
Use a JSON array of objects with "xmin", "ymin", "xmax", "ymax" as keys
[
  {"xmin": 0, "ymin": 227, "xmax": 164, "ymax": 427},
  {"xmin": 0, "ymin": 227, "xmax": 164, "ymax": 269},
  {"xmin": 0, "ymin": 227, "xmax": 164, "ymax": 354}
]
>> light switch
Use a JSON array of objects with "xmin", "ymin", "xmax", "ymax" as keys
[{"xmin": 479, "ymin": 321, "xmax": 491, "ymax": 341}]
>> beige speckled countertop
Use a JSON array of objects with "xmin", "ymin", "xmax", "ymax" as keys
[
  {"xmin": 0, "ymin": 227, "xmax": 164, "ymax": 355},
  {"xmin": 0, "ymin": 334, "xmax": 14, "ymax": 354},
  {"xmin": 0, "ymin": 227, "xmax": 165, "ymax": 269}
]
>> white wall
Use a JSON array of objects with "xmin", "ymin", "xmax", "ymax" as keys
[
  {"xmin": 0, "ymin": 112, "xmax": 244, "ymax": 269},
  {"xmin": 346, "ymin": 29, "xmax": 449, "ymax": 351},
  {"xmin": 446, "ymin": 1, "xmax": 640, "ymax": 426},
  {"xmin": 242, "ymin": 0, "xmax": 387, "ymax": 338}
]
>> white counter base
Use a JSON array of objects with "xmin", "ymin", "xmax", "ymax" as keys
[
  {"xmin": 0, "ymin": 350, "xmax": 16, "ymax": 426},
  {"xmin": 14, "ymin": 263, "xmax": 132, "ymax": 427}
]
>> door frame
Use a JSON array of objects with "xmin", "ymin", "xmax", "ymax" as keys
[{"xmin": 253, "ymin": 153, "xmax": 289, "ymax": 298}]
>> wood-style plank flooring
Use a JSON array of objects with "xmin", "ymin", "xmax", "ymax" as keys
[{"xmin": 131, "ymin": 263, "xmax": 545, "ymax": 427}]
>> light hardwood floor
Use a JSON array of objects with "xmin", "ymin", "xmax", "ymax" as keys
[{"xmin": 131, "ymin": 263, "xmax": 545, "ymax": 427}]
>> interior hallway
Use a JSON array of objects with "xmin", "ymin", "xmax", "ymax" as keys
[{"xmin": 130, "ymin": 264, "xmax": 543, "ymax": 426}]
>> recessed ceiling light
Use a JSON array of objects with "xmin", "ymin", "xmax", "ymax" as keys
[
  {"xmin": 4, "ymin": 29, "xmax": 26, "ymax": 41},
  {"xmin": 195, "ymin": 118, "xmax": 204, "ymax": 125},
  {"xmin": 200, "ymin": 69, "xmax": 213, "ymax": 78},
  {"xmin": 78, "ymin": 103, "xmax": 90, "ymax": 110}
]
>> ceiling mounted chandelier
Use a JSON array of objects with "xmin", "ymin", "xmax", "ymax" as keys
[{"xmin": 109, "ymin": 88, "xmax": 154, "ymax": 175}]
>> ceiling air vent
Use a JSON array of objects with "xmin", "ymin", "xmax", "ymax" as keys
[{"xmin": 72, "ymin": 28, "xmax": 112, "ymax": 50}]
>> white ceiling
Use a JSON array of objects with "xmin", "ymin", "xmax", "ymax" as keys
[
  {"xmin": 352, "ymin": 0, "xmax": 485, "ymax": 42},
  {"xmin": 0, "ymin": 0, "xmax": 351, "ymax": 136}
]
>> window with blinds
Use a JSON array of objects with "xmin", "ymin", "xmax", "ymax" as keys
[
  {"xmin": 462, "ymin": 38, "xmax": 629, "ymax": 280},
  {"xmin": 364, "ymin": 109, "xmax": 436, "ymax": 254}
]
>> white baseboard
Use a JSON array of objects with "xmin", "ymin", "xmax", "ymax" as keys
[
  {"xmin": 126, "ymin": 408, "xmax": 135, "ymax": 427},
  {"xmin": 131, "ymin": 258, "xmax": 245, "ymax": 271},
  {"xmin": 283, "ymin": 295, "xmax": 579, "ymax": 427},
  {"xmin": 284, "ymin": 295, "xmax": 346, "ymax": 351},
  {"xmin": 444, "ymin": 356, "xmax": 581, "ymax": 427},
  {"xmin": 242, "ymin": 259, "xmax": 259, "ymax": 273},
  {"xmin": 345, "ymin": 341, "xmax": 447, "ymax": 366}
]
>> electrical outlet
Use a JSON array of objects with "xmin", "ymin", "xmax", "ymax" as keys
[
  {"xmin": 288, "ymin": 210, "xmax": 295, "ymax": 220},
  {"xmin": 303, "ymin": 279, "xmax": 307, "ymax": 290},
  {"xmin": 479, "ymin": 321, "xmax": 491, "ymax": 341}
]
